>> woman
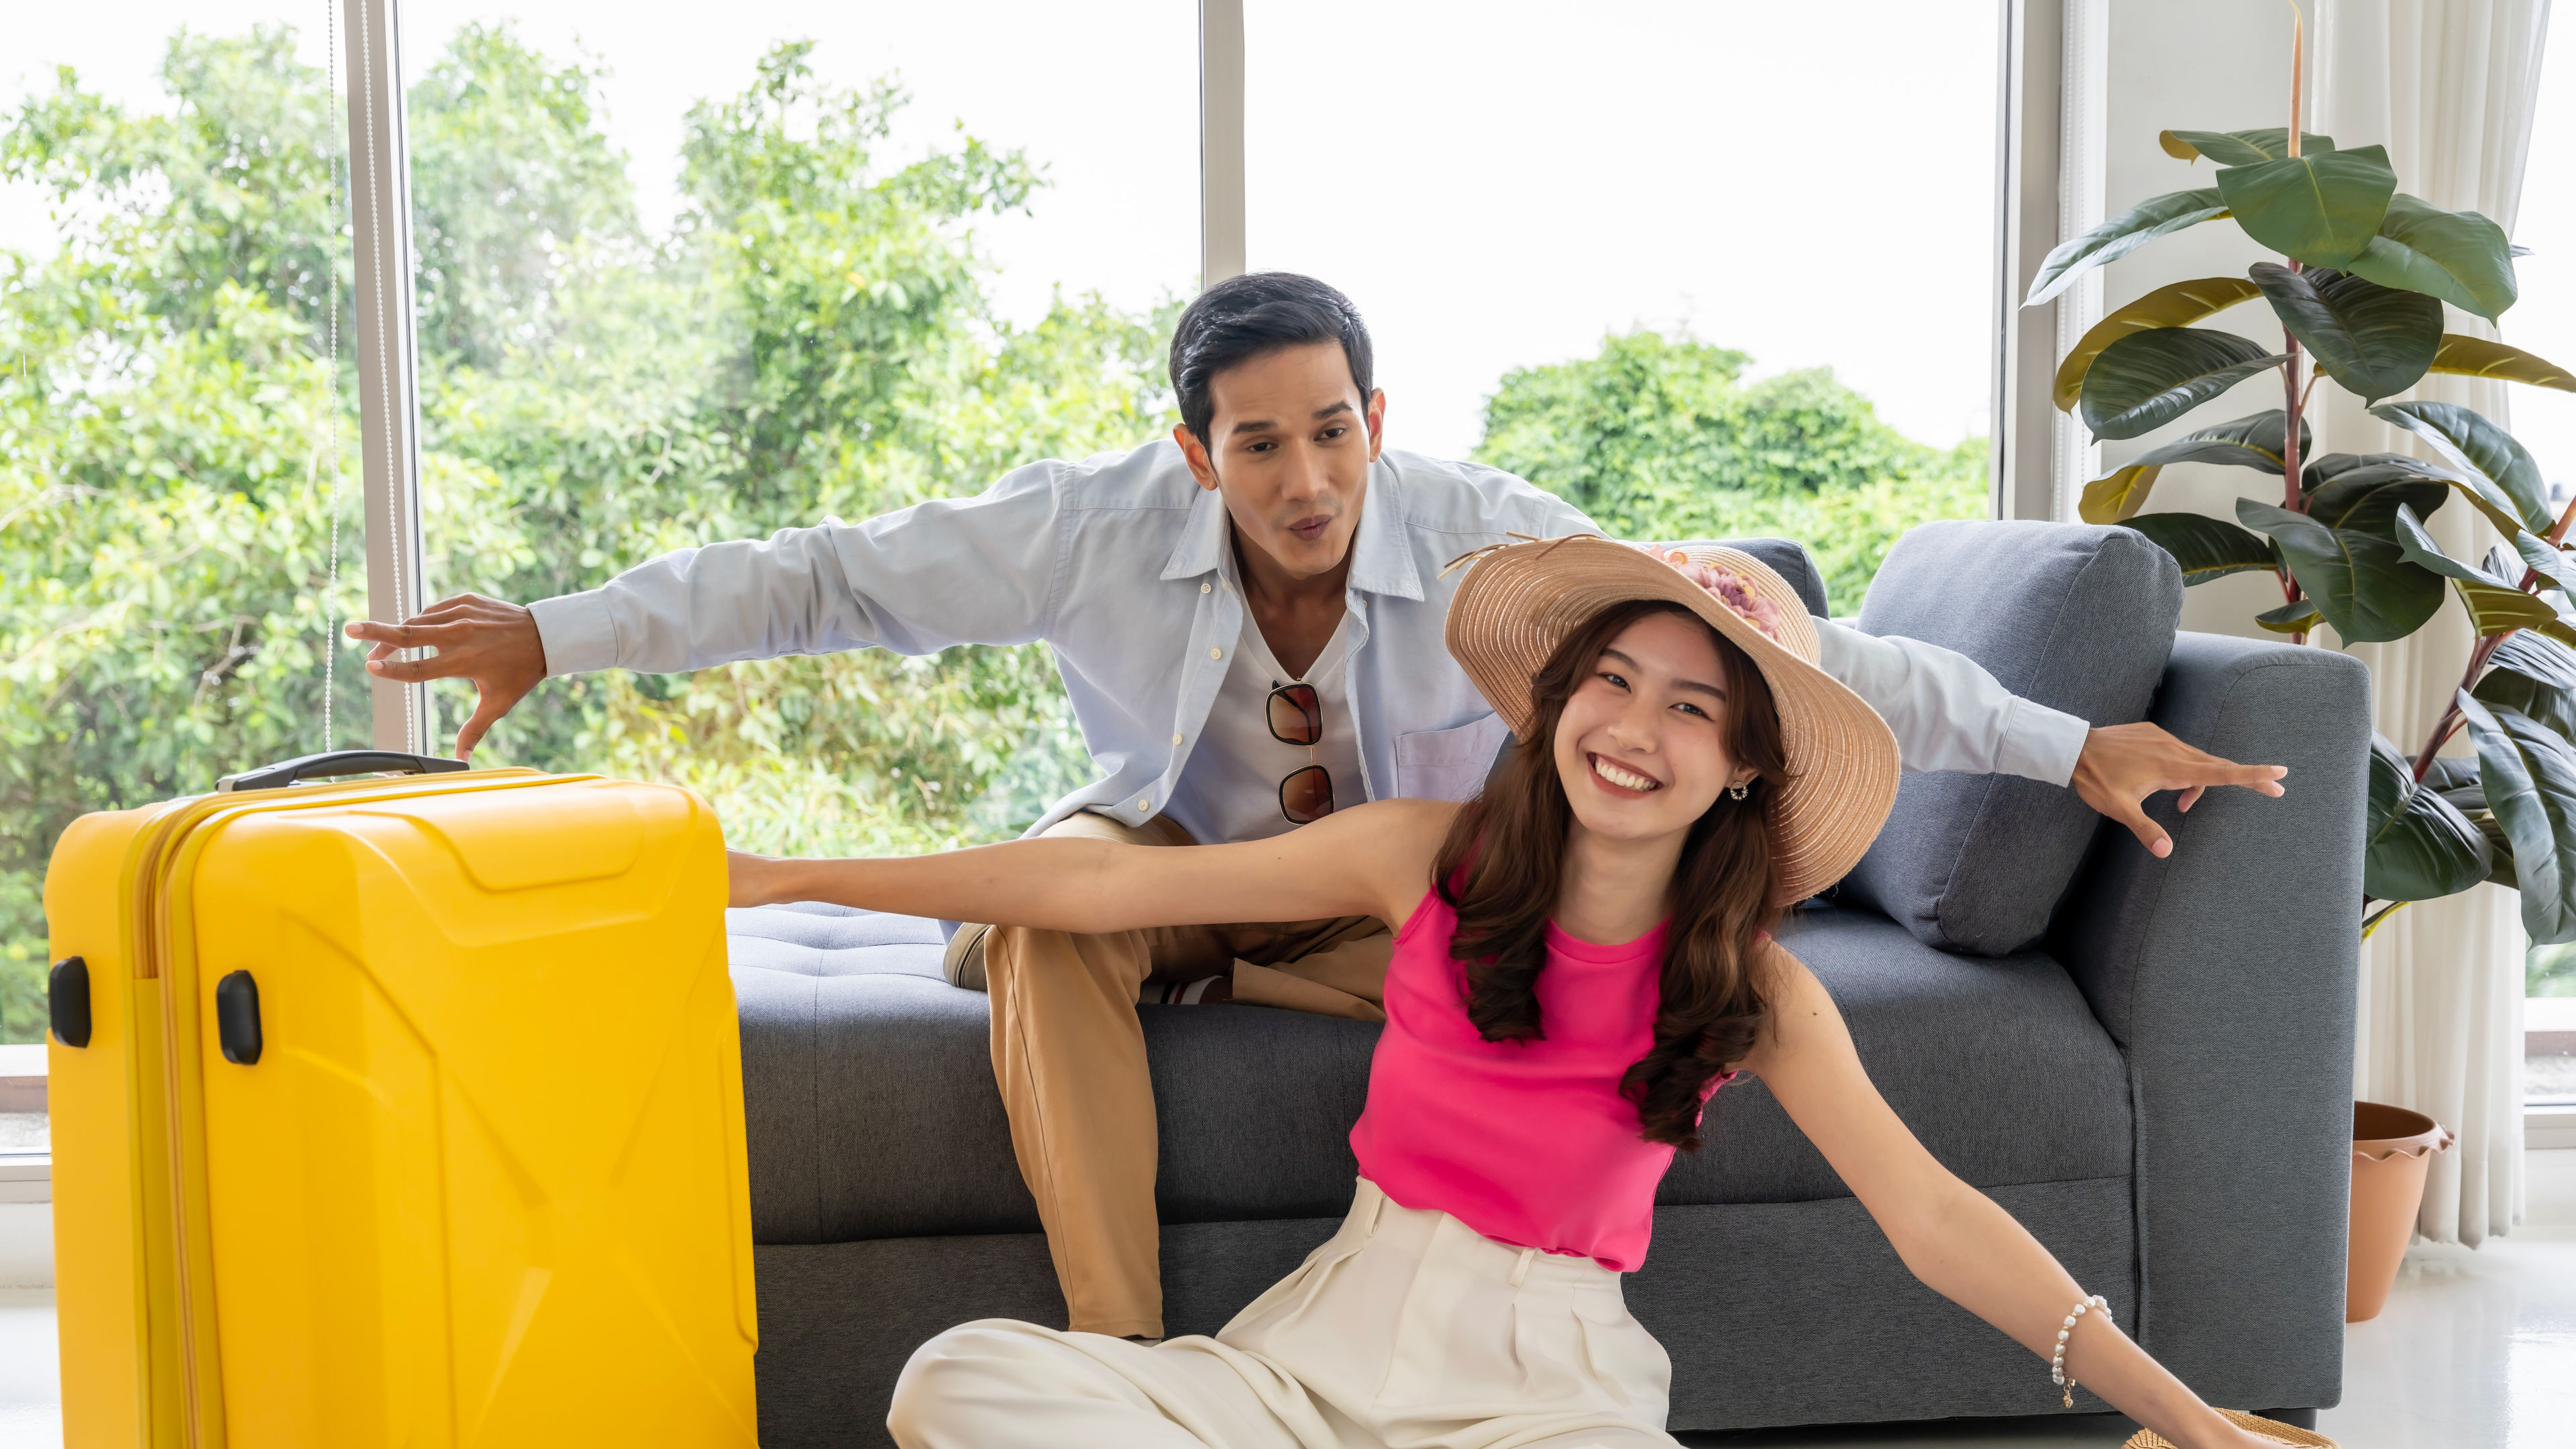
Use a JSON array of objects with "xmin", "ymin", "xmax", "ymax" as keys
[{"xmin": 729, "ymin": 538, "xmax": 2310, "ymax": 1449}]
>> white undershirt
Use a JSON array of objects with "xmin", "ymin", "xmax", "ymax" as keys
[{"xmin": 1163, "ymin": 598, "xmax": 1367, "ymax": 846}]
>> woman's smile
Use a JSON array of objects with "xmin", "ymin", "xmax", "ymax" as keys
[{"xmin": 1587, "ymin": 752, "xmax": 1663, "ymax": 797}]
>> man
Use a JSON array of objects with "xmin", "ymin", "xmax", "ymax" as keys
[{"xmin": 350, "ymin": 273, "xmax": 2282, "ymax": 1342}]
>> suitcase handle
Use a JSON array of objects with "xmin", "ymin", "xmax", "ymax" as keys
[{"xmin": 216, "ymin": 750, "xmax": 471, "ymax": 794}]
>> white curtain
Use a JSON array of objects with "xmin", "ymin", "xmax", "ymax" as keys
[{"xmin": 2316, "ymin": 0, "xmax": 2555, "ymax": 1244}]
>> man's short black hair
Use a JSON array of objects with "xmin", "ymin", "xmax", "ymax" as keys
[{"xmin": 1169, "ymin": 272, "xmax": 1375, "ymax": 446}]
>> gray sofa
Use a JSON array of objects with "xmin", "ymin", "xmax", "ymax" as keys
[{"xmin": 724, "ymin": 525, "xmax": 2367, "ymax": 1446}]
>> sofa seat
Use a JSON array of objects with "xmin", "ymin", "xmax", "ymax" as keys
[{"xmin": 727, "ymin": 900, "xmax": 2131, "ymax": 1248}]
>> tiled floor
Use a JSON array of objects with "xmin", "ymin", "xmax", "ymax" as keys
[{"xmin": 3, "ymin": 1159, "xmax": 2569, "ymax": 1448}]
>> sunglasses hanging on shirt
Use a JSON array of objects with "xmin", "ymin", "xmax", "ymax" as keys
[{"xmin": 1267, "ymin": 681, "xmax": 1334, "ymax": 824}]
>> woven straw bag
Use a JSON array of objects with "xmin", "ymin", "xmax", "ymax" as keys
[{"xmin": 2123, "ymin": 1409, "xmax": 2336, "ymax": 1448}]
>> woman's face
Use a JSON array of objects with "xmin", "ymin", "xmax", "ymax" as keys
[{"xmin": 1551, "ymin": 610, "xmax": 1754, "ymax": 844}]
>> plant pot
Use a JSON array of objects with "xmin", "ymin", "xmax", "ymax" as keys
[{"xmin": 2346, "ymin": 1101, "xmax": 2454, "ymax": 1323}]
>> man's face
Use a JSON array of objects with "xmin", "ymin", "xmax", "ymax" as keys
[{"xmin": 1175, "ymin": 340, "xmax": 1386, "ymax": 582}]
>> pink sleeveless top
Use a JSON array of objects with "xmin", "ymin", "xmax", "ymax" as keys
[{"xmin": 1348, "ymin": 888, "xmax": 1736, "ymax": 1272}]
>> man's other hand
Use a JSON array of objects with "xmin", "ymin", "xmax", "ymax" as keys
[
  {"xmin": 2071, "ymin": 721, "xmax": 2287, "ymax": 859},
  {"xmin": 343, "ymin": 593, "xmax": 546, "ymax": 760}
]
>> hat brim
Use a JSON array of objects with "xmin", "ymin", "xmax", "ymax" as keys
[{"xmin": 1444, "ymin": 536, "xmax": 1899, "ymax": 907}]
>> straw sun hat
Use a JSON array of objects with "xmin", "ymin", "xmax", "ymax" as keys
[{"xmin": 1444, "ymin": 535, "xmax": 1900, "ymax": 908}]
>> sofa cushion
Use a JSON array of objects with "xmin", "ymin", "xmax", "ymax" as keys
[
  {"xmin": 729, "ymin": 901, "xmax": 2128, "ymax": 1246},
  {"xmin": 1837, "ymin": 520, "xmax": 2182, "ymax": 955}
]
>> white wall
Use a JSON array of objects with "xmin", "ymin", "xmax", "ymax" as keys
[
  {"xmin": 2097, "ymin": 0, "xmax": 2305, "ymax": 640},
  {"xmin": 0, "ymin": 1207, "xmax": 51, "ymax": 1292}
]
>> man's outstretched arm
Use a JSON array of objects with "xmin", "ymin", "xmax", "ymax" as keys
[
  {"xmin": 1812, "ymin": 620, "xmax": 2284, "ymax": 858},
  {"xmin": 347, "ymin": 463, "xmax": 1065, "ymax": 758}
]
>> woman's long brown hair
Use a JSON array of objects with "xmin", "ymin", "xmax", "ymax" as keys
[{"xmin": 1431, "ymin": 598, "xmax": 1790, "ymax": 1152}]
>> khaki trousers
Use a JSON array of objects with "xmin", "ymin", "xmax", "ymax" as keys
[
  {"xmin": 888, "ymin": 1179, "xmax": 1677, "ymax": 1449},
  {"xmin": 982, "ymin": 812, "xmax": 1393, "ymax": 1339}
]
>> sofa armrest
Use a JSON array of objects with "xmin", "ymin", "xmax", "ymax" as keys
[{"xmin": 2048, "ymin": 631, "xmax": 2367, "ymax": 1411}]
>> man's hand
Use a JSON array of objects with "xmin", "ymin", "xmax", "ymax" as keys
[
  {"xmin": 343, "ymin": 592, "xmax": 547, "ymax": 760},
  {"xmin": 2070, "ymin": 721, "xmax": 2287, "ymax": 859}
]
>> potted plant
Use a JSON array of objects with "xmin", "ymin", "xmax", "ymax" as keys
[{"xmin": 2023, "ymin": 23, "xmax": 2569, "ymax": 1320}]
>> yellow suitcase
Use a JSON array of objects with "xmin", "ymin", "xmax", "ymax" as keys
[{"xmin": 42, "ymin": 752, "xmax": 758, "ymax": 1448}]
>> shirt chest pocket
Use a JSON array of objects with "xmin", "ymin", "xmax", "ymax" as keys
[{"xmin": 1391, "ymin": 712, "xmax": 1513, "ymax": 802}]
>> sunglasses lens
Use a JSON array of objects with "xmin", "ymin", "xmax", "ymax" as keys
[
  {"xmin": 1269, "ymin": 684, "xmax": 1322, "ymax": 746},
  {"xmin": 1281, "ymin": 765, "xmax": 1334, "ymax": 824}
]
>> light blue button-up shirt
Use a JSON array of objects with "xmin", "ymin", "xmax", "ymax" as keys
[{"xmin": 529, "ymin": 441, "xmax": 2087, "ymax": 838}]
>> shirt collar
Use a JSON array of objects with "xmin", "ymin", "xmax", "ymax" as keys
[{"xmin": 1157, "ymin": 457, "xmax": 1424, "ymax": 602}]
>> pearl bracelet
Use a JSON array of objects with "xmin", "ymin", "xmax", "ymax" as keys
[{"xmin": 2049, "ymin": 1293, "xmax": 2109, "ymax": 1408}]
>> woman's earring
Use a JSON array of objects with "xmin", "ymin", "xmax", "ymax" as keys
[{"xmin": 1728, "ymin": 782, "xmax": 1750, "ymax": 801}]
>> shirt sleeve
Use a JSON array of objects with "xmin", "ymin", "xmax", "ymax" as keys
[
  {"xmin": 527, "ymin": 460, "xmax": 1064, "ymax": 677},
  {"xmin": 1810, "ymin": 618, "xmax": 2091, "ymax": 786}
]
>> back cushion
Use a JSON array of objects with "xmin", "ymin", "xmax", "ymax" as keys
[{"xmin": 1837, "ymin": 521, "xmax": 2182, "ymax": 955}]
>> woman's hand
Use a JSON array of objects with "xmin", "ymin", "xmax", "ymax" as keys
[{"xmin": 728, "ymin": 849, "xmax": 800, "ymax": 908}]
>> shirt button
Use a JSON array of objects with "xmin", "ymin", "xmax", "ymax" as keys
[
  {"xmin": 1209, "ymin": 647, "xmax": 1222, "ymax": 659},
  {"xmin": 1172, "ymin": 733, "xmax": 1184, "ymax": 745},
  {"xmin": 1201, "ymin": 582, "xmax": 1212, "ymax": 594},
  {"xmin": 1137, "ymin": 797, "xmax": 1150, "ymax": 810}
]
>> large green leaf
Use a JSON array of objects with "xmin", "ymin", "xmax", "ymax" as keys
[
  {"xmin": 2475, "ymin": 630, "xmax": 2576, "ymax": 743},
  {"xmin": 2255, "ymin": 598, "xmax": 2322, "ymax": 634},
  {"xmin": 2160, "ymin": 128, "xmax": 2338, "ymax": 164},
  {"xmin": 2248, "ymin": 263, "xmax": 2442, "ymax": 403},
  {"xmin": 2026, "ymin": 189, "xmax": 2232, "ymax": 306},
  {"xmin": 2344, "ymin": 194, "xmax": 2519, "ymax": 320},
  {"xmin": 2426, "ymin": 333, "xmax": 2576, "ymax": 392},
  {"xmin": 2080, "ymin": 466, "xmax": 2163, "ymax": 525},
  {"xmin": 2365, "ymin": 732, "xmax": 2492, "ymax": 902},
  {"xmin": 2455, "ymin": 577, "xmax": 2560, "ymax": 636},
  {"xmin": 2369, "ymin": 400, "xmax": 2553, "ymax": 533},
  {"xmin": 2239, "ymin": 497, "xmax": 2445, "ymax": 643},
  {"xmin": 2080, "ymin": 329, "xmax": 2288, "ymax": 441},
  {"xmin": 2075, "ymin": 411, "xmax": 2306, "ymax": 523},
  {"xmin": 2393, "ymin": 506, "xmax": 2566, "ymax": 635},
  {"xmin": 2459, "ymin": 692, "xmax": 2576, "ymax": 943},
  {"xmin": 2391, "ymin": 503, "xmax": 2514, "ymax": 586},
  {"xmin": 2121, "ymin": 513, "xmax": 2279, "ymax": 584},
  {"xmin": 2303, "ymin": 450, "xmax": 2426, "ymax": 493},
  {"xmin": 2422, "ymin": 755, "xmax": 2521, "ymax": 890},
  {"xmin": 2053, "ymin": 277, "xmax": 2266, "ymax": 409},
  {"xmin": 2308, "ymin": 470, "xmax": 2450, "ymax": 538},
  {"xmin": 2214, "ymin": 144, "xmax": 2398, "ymax": 268}
]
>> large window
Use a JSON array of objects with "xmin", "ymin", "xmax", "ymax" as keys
[
  {"xmin": 5, "ymin": 3, "xmax": 2016, "ymax": 1046},
  {"xmin": 1244, "ymin": 0, "xmax": 2004, "ymax": 611},
  {"xmin": 4, "ymin": 5, "xmax": 368, "ymax": 1048},
  {"xmin": 385, "ymin": 1, "xmax": 1198, "ymax": 859}
]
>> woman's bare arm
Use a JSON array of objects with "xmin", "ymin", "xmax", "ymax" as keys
[
  {"xmin": 1740, "ymin": 946, "xmax": 2276, "ymax": 1449},
  {"xmin": 728, "ymin": 798, "xmax": 1457, "ymax": 934}
]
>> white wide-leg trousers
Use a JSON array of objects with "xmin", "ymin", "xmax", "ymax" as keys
[{"xmin": 888, "ymin": 1178, "xmax": 1678, "ymax": 1449}]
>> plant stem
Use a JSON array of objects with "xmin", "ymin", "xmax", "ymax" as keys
[
  {"xmin": 2412, "ymin": 630, "xmax": 2512, "ymax": 782},
  {"xmin": 2279, "ymin": 13, "xmax": 2308, "ymax": 623},
  {"xmin": 2362, "ymin": 899, "xmax": 2410, "ymax": 941},
  {"xmin": 2551, "ymin": 488, "xmax": 2576, "ymax": 548},
  {"xmin": 2408, "ymin": 484, "xmax": 2570, "ymax": 782}
]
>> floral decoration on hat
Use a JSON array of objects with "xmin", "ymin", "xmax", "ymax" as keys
[{"xmin": 1642, "ymin": 545, "xmax": 1785, "ymax": 644}]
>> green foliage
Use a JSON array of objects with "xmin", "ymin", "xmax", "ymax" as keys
[
  {"xmin": 2027, "ymin": 72, "xmax": 2576, "ymax": 934},
  {"xmin": 1470, "ymin": 329, "xmax": 1987, "ymax": 609},
  {"xmin": 0, "ymin": 23, "xmax": 1166, "ymax": 1040},
  {"xmin": 1, "ymin": 24, "xmax": 1977, "ymax": 1041}
]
